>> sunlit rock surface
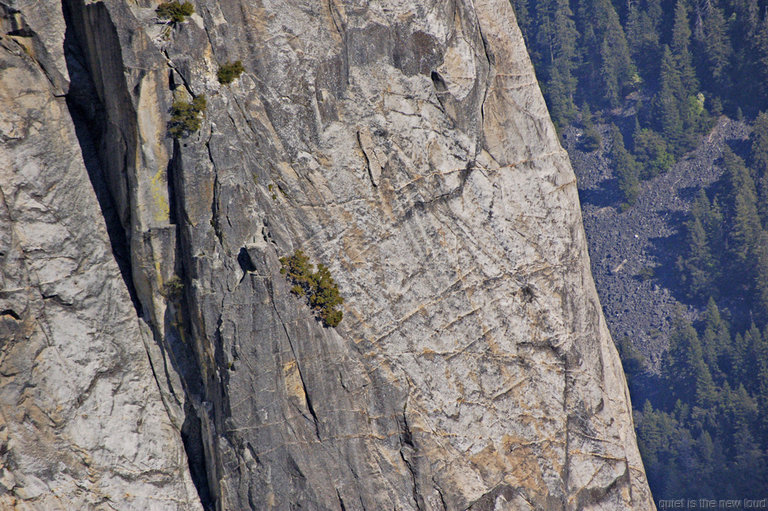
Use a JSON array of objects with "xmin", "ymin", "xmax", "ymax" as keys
[{"xmin": 0, "ymin": 0, "xmax": 653, "ymax": 509}]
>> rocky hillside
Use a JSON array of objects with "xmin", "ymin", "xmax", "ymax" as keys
[
  {"xmin": 564, "ymin": 118, "xmax": 750, "ymax": 369},
  {"xmin": 0, "ymin": 0, "xmax": 653, "ymax": 509}
]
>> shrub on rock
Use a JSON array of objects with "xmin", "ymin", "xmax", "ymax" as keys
[
  {"xmin": 156, "ymin": 1, "xmax": 194, "ymax": 23},
  {"xmin": 280, "ymin": 250, "xmax": 344, "ymax": 328},
  {"xmin": 168, "ymin": 95, "xmax": 206, "ymax": 138},
  {"xmin": 217, "ymin": 61, "xmax": 245, "ymax": 85}
]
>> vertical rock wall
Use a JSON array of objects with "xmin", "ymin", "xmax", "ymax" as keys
[
  {"xmin": 0, "ymin": 0, "xmax": 655, "ymax": 509},
  {"xmin": 0, "ymin": 3, "xmax": 202, "ymax": 509}
]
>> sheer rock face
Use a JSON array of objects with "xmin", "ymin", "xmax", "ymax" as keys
[
  {"xmin": 1, "ymin": 0, "xmax": 654, "ymax": 510},
  {"xmin": 0, "ymin": 8, "xmax": 202, "ymax": 510}
]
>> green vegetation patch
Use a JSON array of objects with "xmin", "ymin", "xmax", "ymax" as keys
[
  {"xmin": 634, "ymin": 129, "xmax": 674, "ymax": 179},
  {"xmin": 161, "ymin": 275, "xmax": 184, "ymax": 298},
  {"xmin": 579, "ymin": 103, "xmax": 601, "ymax": 152},
  {"xmin": 217, "ymin": 60, "xmax": 245, "ymax": 85},
  {"xmin": 635, "ymin": 111, "xmax": 768, "ymax": 499},
  {"xmin": 156, "ymin": 1, "xmax": 194, "ymax": 23},
  {"xmin": 168, "ymin": 95, "xmax": 206, "ymax": 138},
  {"xmin": 280, "ymin": 250, "xmax": 344, "ymax": 328}
]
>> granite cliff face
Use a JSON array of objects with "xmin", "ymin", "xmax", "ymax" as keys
[
  {"xmin": 0, "ymin": 0, "xmax": 654, "ymax": 509},
  {"xmin": 0, "ymin": 3, "xmax": 202, "ymax": 508}
]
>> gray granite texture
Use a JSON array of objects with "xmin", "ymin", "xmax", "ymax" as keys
[{"xmin": 0, "ymin": 0, "xmax": 654, "ymax": 509}]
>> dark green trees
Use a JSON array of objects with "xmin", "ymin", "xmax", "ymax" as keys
[
  {"xmin": 663, "ymin": 316, "xmax": 716, "ymax": 407},
  {"xmin": 723, "ymin": 149, "xmax": 760, "ymax": 277},
  {"xmin": 671, "ymin": 0, "xmax": 698, "ymax": 95},
  {"xmin": 575, "ymin": 0, "xmax": 635, "ymax": 108},
  {"xmin": 156, "ymin": 1, "xmax": 194, "ymax": 23},
  {"xmin": 609, "ymin": 124, "xmax": 640, "ymax": 206},
  {"xmin": 168, "ymin": 95, "xmax": 206, "ymax": 138},
  {"xmin": 636, "ymin": 300, "xmax": 768, "ymax": 499},
  {"xmin": 531, "ymin": 0, "xmax": 579, "ymax": 127},
  {"xmin": 633, "ymin": 128, "xmax": 674, "ymax": 178},
  {"xmin": 625, "ymin": 0, "xmax": 662, "ymax": 84},
  {"xmin": 676, "ymin": 134, "xmax": 768, "ymax": 306},
  {"xmin": 514, "ymin": 0, "xmax": 768, "ymax": 136},
  {"xmin": 656, "ymin": 4, "xmax": 710, "ymax": 157},
  {"xmin": 280, "ymin": 250, "xmax": 344, "ymax": 327},
  {"xmin": 697, "ymin": 5, "xmax": 732, "ymax": 95},
  {"xmin": 676, "ymin": 190, "xmax": 723, "ymax": 299},
  {"xmin": 700, "ymin": 298, "xmax": 731, "ymax": 381},
  {"xmin": 757, "ymin": 17, "xmax": 768, "ymax": 107},
  {"xmin": 579, "ymin": 103, "xmax": 601, "ymax": 151},
  {"xmin": 676, "ymin": 214, "xmax": 717, "ymax": 299},
  {"xmin": 217, "ymin": 61, "xmax": 245, "ymax": 85},
  {"xmin": 662, "ymin": 112, "xmax": 768, "ymax": 498},
  {"xmin": 751, "ymin": 113, "xmax": 768, "ymax": 178}
]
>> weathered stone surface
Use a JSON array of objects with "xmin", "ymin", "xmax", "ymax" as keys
[
  {"xmin": 2, "ymin": 0, "xmax": 654, "ymax": 509},
  {"xmin": 0, "ymin": 17, "xmax": 201, "ymax": 511}
]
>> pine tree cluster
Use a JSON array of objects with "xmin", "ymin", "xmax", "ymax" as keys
[
  {"xmin": 637, "ymin": 301, "xmax": 768, "ymax": 499},
  {"xmin": 623, "ymin": 105, "xmax": 768, "ymax": 501},
  {"xmin": 280, "ymin": 250, "xmax": 344, "ymax": 328}
]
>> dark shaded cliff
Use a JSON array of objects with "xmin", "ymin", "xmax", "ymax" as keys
[{"xmin": 0, "ymin": 0, "xmax": 653, "ymax": 509}]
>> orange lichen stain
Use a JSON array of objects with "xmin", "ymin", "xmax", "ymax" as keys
[
  {"xmin": 282, "ymin": 360, "xmax": 306, "ymax": 403},
  {"xmin": 421, "ymin": 347, "xmax": 437, "ymax": 357},
  {"xmin": 466, "ymin": 435, "xmax": 550, "ymax": 494}
]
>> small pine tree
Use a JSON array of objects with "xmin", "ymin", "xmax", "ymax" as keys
[
  {"xmin": 701, "ymin": 6, "xmax": 731, "ymax": 90},
  {"xmin": 671, "ymin": 0, "xmax": 698, "ymax": 96},
  {"xmin": 579, "ymin": 103, "xmax": 601, "ymax": 151},
  {"xmin": 657, "ymin": 46, "xmax": 684, "ymax": 149},
  {"xmin": 280, "ymin": 250, "xmax": 344, "ymax": 327},
  {"xmin": 168, "ymin": 94, "xmax": 206, "ymax": 138},
  {"xmin": 755, "ymin": 15, "xmax": 768, "ymax": 106},
  {"xmin": 633, "ymin": 128, "xmax": 674, "ymax": 178},
  {"xmin": 663, "ymin": 315, "xmax": 709, "ymax": 404},
  {"xmin": 751, "ymin": 112, "xmax": 768, "ymax": 176},
  {"xmin": 217, "ymin": 60, "xmax": 245, "ymax": 85},
  {"xmin": 754, "ymin": 232, "xmax": 768, "ymax": 322},
  {"xmin": 610, "ymin": 124, "xmax": 641, "ymax": 206},
  {"xmin": 156, "ymin": 1, "xmax": 194, "ymax": 23},
  {"xmin": 722, "ymin": 149, "xmax": 760, "ymax": 274},
  {"xmin": 700, "ymin": 297, "xmax": 731, "ymax": 382},
  {"xmin": 676, "ymin": 215, "xmax": 717, "ymax": 299}
]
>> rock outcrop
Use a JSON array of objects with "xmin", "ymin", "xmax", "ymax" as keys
[
  {"xmin": 0, "ymin": 3, "xmax": 202, "ymax": 508},
  {"xmin": 0, "ymin": 0, "xmax": 655, "ymax": 509}
]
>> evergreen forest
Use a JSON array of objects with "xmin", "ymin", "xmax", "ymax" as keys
[{"xmin": 510, "ymin": 0, "xmax": 768, "ymax": 501}]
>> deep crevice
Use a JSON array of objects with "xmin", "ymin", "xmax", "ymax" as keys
[
  {"xmin": 62, "ymin": 4, "xmax": 141, "ymax": 315},
  {"xmin": 61, "ymin": 2, "xmax": 211, "ymax": 508},
  {"xmin": 168, "ymin": 133, "xmax": 220, "ymax": 510},
  {"xmin": 397, "ymin": 402, "xmax": 424, "ymax": 511},
  {"xmin": 0, "ymin": 309, "xmax": 21, "ymax": 320},
  {"xmin": 181, "ymin": 402, "xmax": 215, "ymax": 510},
  {"xmin": 336, "ymin": 489, "xmax": 347, "ymax": 511}
]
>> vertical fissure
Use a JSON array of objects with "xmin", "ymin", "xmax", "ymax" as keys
[
  {"xmin": 62, "ymin": 0, "xmax": 140, "ymax": 316},
  {"xmin": 60, "ymin": 1, "xmax": 211, "ymax": 508}
]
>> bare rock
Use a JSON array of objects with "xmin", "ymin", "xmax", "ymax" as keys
[
  {"xmin": 1, "ymin": 0, "xmax": 655, "ymax": 509},
  {"xmin": 0, "ymin": 21, "xmax": 201, "ymax": 511}
]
